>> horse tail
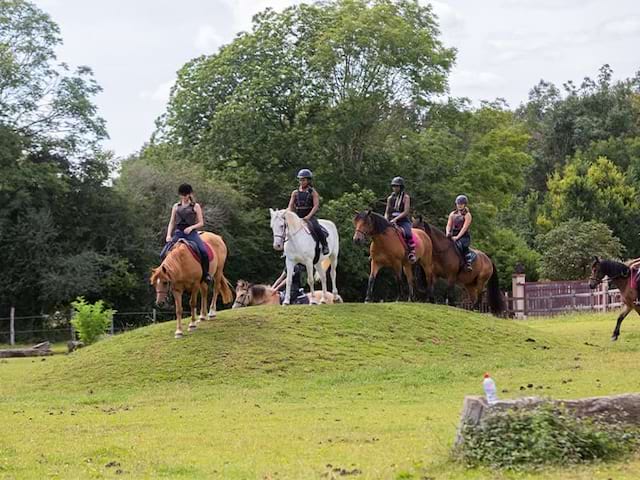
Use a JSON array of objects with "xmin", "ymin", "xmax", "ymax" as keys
[
  {"xmin": 313, "ymin": 258, "xmax": 332, "ymax": 282},
  {"xmin": 487, "ymin": 260, "xmax": 504, "ymax": 316},
  {"xmin": 219, "ymin": 274, "xmax": 234, "ymax": 304}
]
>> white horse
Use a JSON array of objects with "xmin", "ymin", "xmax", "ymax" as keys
[{"xmin": 269, "ymin": 208, "xmax": 340, "ymax": 305}]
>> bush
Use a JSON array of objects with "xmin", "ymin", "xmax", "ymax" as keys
[
  {"xmin": 455, "ymin": 405, "xmax": 639, "ymax": 470},
  {"xmin": 71, "ymin": 297, "xmax": 116, "ymax": 345}
]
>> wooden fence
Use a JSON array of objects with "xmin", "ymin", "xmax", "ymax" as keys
[{"xmin": 508, "ymin": 274, "xmax": 623, "ymax": 318}]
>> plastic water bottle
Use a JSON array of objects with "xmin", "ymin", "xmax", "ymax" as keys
[{"xmin": 483, "ymin": 373, "xmax": 498, "ymax": 405}]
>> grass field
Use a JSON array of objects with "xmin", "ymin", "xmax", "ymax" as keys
[{"xmin": 1, "ymin": 304, "xmax": 639, "ymax": 479}]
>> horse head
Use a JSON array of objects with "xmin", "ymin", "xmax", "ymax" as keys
[
  {"xmin": 150, "ymin": 265, "xmax": 171, "ymax": 306},
  {"xmin": 270, "ymin": 208, "xmax": 288, "ymax": 251},
  {"xmin": 589, "ymin": 256, "xmax": 604, "ymax": 289},
  {"xmin": 353, "ymin": 209, "xmax": 373, "ymax": 245},
  {"xmin": 232, "ymin": 280, "xmax": 253, "ymax": 308}
]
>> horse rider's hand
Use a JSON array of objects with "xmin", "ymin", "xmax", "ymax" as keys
[
  {"xmin": 390, "ymin": 218, "xmax": 397, "ymax": 223},
  {"xmin": 446, "ymin": 232, "xmax": 452, "ymax": 239},
  {"xmin": 184, "ymin": 227, "xmax": 192, "ymax": 234},
  {"xmin": 303, "ymin": 216, "xmax": 310, "ymax": 222},
  {"xmin": 165, "ymin": 235, "xmax": 172, "ymax": 243},
  {"xmin": 452, "ymin": 235, "xmax": 459, "ymax": 242}
]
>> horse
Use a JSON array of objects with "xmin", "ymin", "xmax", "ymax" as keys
[
  {"xmin": 232, "ymin": 280, "xmax": 340, "ymax": 308},
  {"xmin": 150, "ymin": 232, "xmax": 233, "ymax": 338},
  {"xmin": 413, "ymin": 216, "xmax": 504, "ymax": 315},
  {"xmin": 589, "ymin": 256, "xmax": 640, "ymax": 341},
  {"xmin": 352, "ymin": 210, "xmax": 433, "ymax": 302},
  {"xmin": 269, "ymin": 209, "xmax": 340, "ymax": 305}
]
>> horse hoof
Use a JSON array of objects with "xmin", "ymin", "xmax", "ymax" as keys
[
  {"xmin": 207, "ymin": 313, "xmax": 216, "ymax": 319},
  {"xmin": 198, "ymin": 316, "xmax": 206, "ymax": 323},
  {"xmin": 174, "ymin": 331, "xmax": 184, "ymax": 339},
  {"xmin": 611, "ymin": 335, "xmax": 619, "ymax": 342},
  {"xmin": 188, "ymin": 324, "xmax": 197, "ymax": 332}
]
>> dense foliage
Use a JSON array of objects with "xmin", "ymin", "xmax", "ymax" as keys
[{"xmin": 2, "ymin": 0, "xmax": 639, "ymax": 319}]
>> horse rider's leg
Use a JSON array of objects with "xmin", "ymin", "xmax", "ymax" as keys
[
  {"xmin": 188, "ymin": 289, "xmax": 199, "ymax": 331},
  {"xmin": 305, "ymin": 259, "xmax": 318, "ymax": 304},
  {"xmin": 330, "ymin": 253, "xmax": 340, "ymax": 300},
  {"xmin": 365, "ymin": 260, "xmax": 381, "ymax": 303},
  {"xmin": 198, "ymin": 282, "xmax": 208, "ymax": 322},
  {"xmin": 174, "ymin": 289, "xmax": 184, "ymax": 338},
  {"xmin": 315, "ymin": 260, "xmax": 328, "ymax": 304},
  {"xmin": 283, "ymin": 258, "xmax": 295, "ymax": 306},
  {"xmin": 612, "ymin": 304, "xmax": 632, "ymax": 341},
  {"xmin": 403, "ymin": 263, "xmax": 415, "ymax": 302}
]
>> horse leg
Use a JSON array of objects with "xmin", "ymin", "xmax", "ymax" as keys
[
  {"xmin": 305, "ymin": 259, "xmax": 318, "ymax": 304},
  {"xmin": 283, "ymin": 258, "xmax": 295, "ymax": 305},
  {"xmin": 403, "ymin": 263, "xmax": 415, "ymax": 302},
  {"xmin": 174, "ymin": 291, "xmax": 184, "ymax": 338},
  {"xmin": 465, "ymin": 285, "xmax": 479, "ymax": 310},
  {"xmin": 612, "ymin": 305, "xmax": 631, "ymax": 341},
  {"xmin": 208, "ymin": 271, "xmax": 220, "ymax": 318},
  {"xmin": 365, "ymin": 261, "xmax": 380, "ymax": 303},
  {"xmin": 188, "ymin": 289, "xmax": 198, "ymax": 332},
  {"xmin": 394, "ymin": 263, "xmax": 405, "ymax": 302},
  {"xmin": 198, "ymin": 283, "xmax": 208, "ymax": 323},
  {"xmin": 330, "ymin": 254, "xmax": 340, "ymax": 301},
  {"xmin": 445, "ymin": 278, "xmax": 456, "ymax": 305},
  {"xmin": 316, "ymin": 262, "xmax": 327, "ymax": 304}
]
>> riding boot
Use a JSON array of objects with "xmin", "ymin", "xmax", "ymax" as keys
[
  {"xmin": 200, "ymin": 257, "xmax": 211, "ymax": 283},
  {"xmin": 464, "ymin": 260, "xmax": 473, "ymax": 272},
  {"xmin": 407, "ymin": 245, "xmax": 417, "ymax": 264},
  {"xmin": 320, "ymin": 236, "xmax": 329, "ymax": 255}
]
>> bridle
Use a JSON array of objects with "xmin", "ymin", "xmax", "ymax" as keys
[
  {"xmin": 233, "ymin": 288, "xmax": 252, "ymax": 308},
  {"xmin": 274, "ymin": 213, "xmax": 306, "ymax": 244}
]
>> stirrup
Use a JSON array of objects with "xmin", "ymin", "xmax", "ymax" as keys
[{"xmin": 408, "ymin": 252, "xmax": 417, "ymax": 264}]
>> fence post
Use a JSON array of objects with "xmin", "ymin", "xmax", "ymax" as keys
[
  {"xmin": 512, "ymin": 273, "xmax": 526, "ymax": 319},
  {"xmin": 602, "ymin": 281, "xmax": 609, "ymax": 312},
  {"xmin": 10, "ymin": 306, "xmax": 15, "ymax": 346},
  {"xmin": 110, "ymin": 315, "xmax": 115, "ymax": 336},
  {"xmin": 152, "ymin": 308, "xmax": 157, "ymax": 324}
]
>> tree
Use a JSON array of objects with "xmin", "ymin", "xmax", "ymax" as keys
[
  {"xmin": 537, "ymin": 220, "xmax": 624, "ymax": 280},
  {"xmin": 0, "ymin": 0, "xmax": 107, "ymax": 154}
]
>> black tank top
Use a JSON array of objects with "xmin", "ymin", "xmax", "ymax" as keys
[
  {"xmin": 451, "ymin": 208, "xmax": 468, "ymax": 236},
  {"xmin": 176, "ymin": 202, "xmax": 197, "ymax": 231},
  {"xmin": 294, "ymin": 187, "xmax": 315, "ymax": 218},
  {"xmin": 389, "ymin": 192, "xmax": 407, "ymax": 217}
]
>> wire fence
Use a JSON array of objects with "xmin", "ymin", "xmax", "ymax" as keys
[{"xmin": 0, "ymin": 309, "xmax": 177, "ymax": 346}]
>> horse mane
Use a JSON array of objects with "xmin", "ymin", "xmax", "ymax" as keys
[
  {"xmin": 414, "ymin": 215, "xmax": 446, "ymax": 239},
  {"xmin": 355, "ymin": 210, "xmax": 391, "ymax": 235},
  {"xmin": 599, "ymin": 259, "xmax": 630, "ymax": 278}
]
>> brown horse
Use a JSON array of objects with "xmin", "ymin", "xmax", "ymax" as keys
[
  {"xmin": 150, "ymin": 232, "xmax": 233, "ymax": 338},
  {"xmin": 589, "ymin": 257, "xmax": 640, "ymax": 341},
  {"xmin": 414, "ymin": 216, "xmax": 504, "ymax": 315},
  {"xmin": 353, "ymin": 210, "xmax": 433, "ymax": 302},
  {"xmin": 232, "ymin": 280, "xmax": 339, "ymax": 308}
]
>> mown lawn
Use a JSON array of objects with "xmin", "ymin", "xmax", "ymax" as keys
[{"xmin": 1, "ymin": 304, "xmax": 639, "ymax": 479}]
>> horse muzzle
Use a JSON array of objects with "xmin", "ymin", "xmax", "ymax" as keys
[{"xmin": 273, "ymin": 241, "xmax": 284, "ymax": 251}]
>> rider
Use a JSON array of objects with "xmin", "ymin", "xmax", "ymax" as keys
[
  {"xmin": 446, "ymin": 194, "xmax": 473, "ymax": 272},
  {"xmin": 385, "ymin": 176, "xmax": 416, "ymax": 263},
  {"xmin": 164, "ymin": 183, "xmax": 211, "ymax": 283},
  {"xmin": 272, "ymin": 263, "xmax": 308, "ymax": 304},
  {"xmin": 287, "ymin": 168, "xmax": 329, "ymax": 255}
]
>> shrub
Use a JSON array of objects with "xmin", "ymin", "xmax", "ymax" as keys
[
  {"xmin": 455, "ymin": 405, "xmax": 639, "ymax": 470},
  {"xmin": 70, "ymin": 297, "xmax": 116, "ymax": 345}
]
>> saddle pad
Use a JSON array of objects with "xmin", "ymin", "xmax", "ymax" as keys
[
  {"xmin": 176, "ymin": 238, "xmax": 214, "ymax": 263},
  {"xmin": 395, "ymin": 228, "xmax": 421, "ymax": 251}
]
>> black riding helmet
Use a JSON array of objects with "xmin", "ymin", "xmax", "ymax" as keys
[
  {"xmin": 297, "ymin": 168, "xmax": 313, "ymax": 180},
  {"xmin": 391, "ymin": 176, "xmax": 405, "ymax": 190}
]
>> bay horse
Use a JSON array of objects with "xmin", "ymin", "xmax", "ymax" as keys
[
  {"xmin": 353, "ymin": 210, "xmax": 433, "ymax": 302},
  {"xmin": 269, "ymin": 209, "xmax": 340, "ymax": 305},
  {"xmin": 150, "ymin": 232, "xmax": 233, "ymax": 338},
  {"xmin": 413, "ymin": 216, "xmax": 504, "ymax": 315},
  {"xmin": 589, "ymin": 256, "xmax": 640, "ymax": 341},
  {"xmin": 232, "ymin": 280, "xmax": 339, "ymax": 308}
]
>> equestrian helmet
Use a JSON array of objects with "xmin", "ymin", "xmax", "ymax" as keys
[{"xmin": 297, "ymin": 168, "xmax": 313, "ymax": 179}]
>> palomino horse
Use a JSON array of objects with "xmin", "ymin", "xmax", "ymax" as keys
[
  {"xmin": 413, "ymin": 216, "xmax": 503, "ymax": 315},
  {"xmin": 232, "ymin": 280, "xmax": 339, "ymax": 308},
  {"xmin": 353, "ymin": 210, "xmax": 433, "ymax": 302},
  {"xmin": 269, "ymin": 209, "xmax": 340, "ymax": 305},
  {"xmin": 589, "ymin": 257, "xmax": 640, "ymax": 341},
  {"xmin": 150, "ymin": 232, "xmax": 233, "ymax": 338}
]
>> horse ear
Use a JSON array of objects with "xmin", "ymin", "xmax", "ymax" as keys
[
  {"xmin": 366, "ymin": 209, "xmax": 372, "ymax": 216},
  {"xmin": 593, "ymin": 256, "xmax": 600, "ymax": 264}
]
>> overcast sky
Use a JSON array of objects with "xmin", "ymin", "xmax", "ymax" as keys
[{"xmin": 35, "ymin": 0, "xmax": 640, "ymax": 158}]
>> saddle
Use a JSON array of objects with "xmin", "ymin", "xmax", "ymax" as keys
[
  {"xmin": 453, "ymin": 241, "xmax": 477, "ymax": 271},
  {"xmin": 304, "ymin": 224, "xmax": 329, "ymax": 264},
  {"xmin": 630, "ymin": 267, "xmax": 640, "ymax": 290},
  {"xmin": 278, "ymin": 289, "xmax": 310, "ymax": 305},
  {"xmin": 161, "ymin": 236, "xmax": 214, "ymax": 263},
  {"xmin": 393, "ymin": 226, "xmax": 420, "ymax": 254}
]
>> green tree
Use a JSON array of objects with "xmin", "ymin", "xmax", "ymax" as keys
[{"xmin": 537, "ymin": 220, "xmax": 623, "ymax": 280}]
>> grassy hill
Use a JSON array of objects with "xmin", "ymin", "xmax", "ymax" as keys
[{"xmin": 2, "ymin": 304, "xmax": 640, "ymax": 479}]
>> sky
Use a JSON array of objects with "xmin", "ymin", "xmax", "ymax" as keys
[{"xmin": 35, "ymin": 0, "xmax": 640, "ymax": 158}]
